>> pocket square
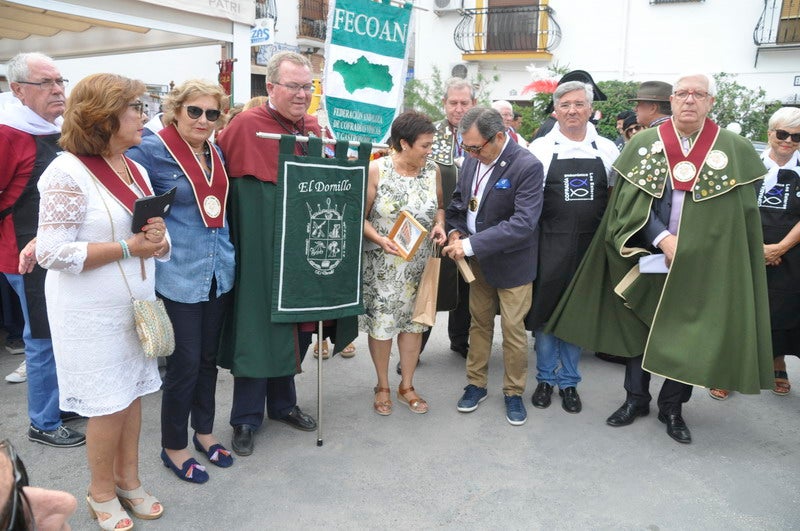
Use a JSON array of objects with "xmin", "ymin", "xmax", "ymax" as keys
[{"xmin": 494, "ymin": 178, "xmax": 511, "ymax": 190}]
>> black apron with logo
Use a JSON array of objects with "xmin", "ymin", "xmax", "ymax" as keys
[
  {"xmin": 526, "ymin": 142, "xmax": 609, "ymax": 330},
  {"xmin": 756, "ymin": 164, "xmax": 800, "ymax": 337},
  {"xmin": 13, "ymin": 133, "xmax": 59, "ymax": 338}
]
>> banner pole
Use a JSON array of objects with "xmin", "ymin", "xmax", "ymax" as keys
[
  {"xmin": 316, "ymin": 320, "xmax": 324, "ymax": 447},
  {"xmin": 256, "ymin": 132, "xmax": 389, "ymax": 150}
]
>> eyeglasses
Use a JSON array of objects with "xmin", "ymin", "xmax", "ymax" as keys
[
  {"xmin": 672, "ymin": 90, "xmax": 709, "ymax": 101},
  {"xmin": 15, "ymin": 78, "xmax": 68, "ymax": 90},
  {"xmin": 183, "ymin": 105, "xmax": 221, "ymax": 122},
  {"xmin": 460, "ymin": 138, "xmax": 491, "ymax": 154},
  {"xmin": 625, "ymin": 125, "xmax": 644, "ymax": 134},
  {"xmin": 128, "ymin": 101, "xmax": 145, "ymax": 113},
  {"xmin": 773, "ymin": 129, "xmax": 800, "ymax": 143},
  {"xmin": 273, "ymin": 82, "xmax": 315, "ymax": 94},
  {"xmin": 0, "ymin": 439, "xmax": 32, "ymax": 531},
  {"xmin": 557, "ymin": 101, "xmax": 588, "ymax": 111}
]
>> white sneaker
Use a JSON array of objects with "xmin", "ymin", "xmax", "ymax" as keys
[{"xmin": 5, "ymin": 360, "xmax": 26, "ymax": 383}]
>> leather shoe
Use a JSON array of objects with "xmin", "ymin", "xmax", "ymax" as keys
[
  {"xmin": 274, "ymin": 406, "xmax": 316, "ymax": 432},
  {"xmin": 530, "ymin": 382, "xmax": 553, "ymax": 409},
  {"xmin": 606, "ymin": 401, "xmax": 649, "ymax": 427},
  {"xmin": 450, "ymin": 343, "xmax": 469, "ymax": 358},
  {"xmin": 231, "ymin": 425, "xmax": 254, "ymax": 456},
  {"xmin": 559, "ymin": 387, "xmax": 582, "ymax": 413},
  {"xmin": 658, "ymin": 412, "xmax": 692, "ymax": 444}
]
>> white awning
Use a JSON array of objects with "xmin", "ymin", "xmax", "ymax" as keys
[{"xmin": 0, "ymin": 0, "xmax": 253, "ymax": 61}]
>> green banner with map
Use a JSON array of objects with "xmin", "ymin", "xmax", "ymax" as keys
[
  {"xmin": 323, "ymin": 0, "xmax": 412, "ymax": 144},
  {"xmin": 272, "ymin": 137, "xmax": 369, "ymax": 323}
]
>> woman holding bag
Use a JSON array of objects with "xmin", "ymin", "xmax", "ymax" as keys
[
  {"xmin": 35, "ymin": 73, "xmax": 168, "ymax": 530},
  {"xmin": 360, "ymin": 111, "xmax": 447, "ymax": 416}
]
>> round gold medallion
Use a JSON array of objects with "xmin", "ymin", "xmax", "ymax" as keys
[
  {"xmin": 673, "ymin": 161, "xmax": 697, "ymax": 182},
  {"xmin": 203, "ymin": 196, "xmax": 222, "ymax": 218}
]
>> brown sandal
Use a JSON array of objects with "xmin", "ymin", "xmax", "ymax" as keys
[
  {"xmin": 773, "ymin": 370, "xmax": 791, "ymax": 396},
  {"xmin": 708, "ymin": 388, "xmax": 730, "ymax": 400},
  {"xmin": 373, "ymin": 386, "xmax": 392, "ymax": 416},
  {"xmin": 398, "ymin": 386, "xmax": 428, "ymax": 414}
]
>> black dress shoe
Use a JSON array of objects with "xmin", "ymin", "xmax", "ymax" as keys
[
  {"xmin": 531, "ymin": 382, "xmax": 553, "ymax": 409},
  {"xmin": 606, "ymin": 401, "xmax": 649, "ymax": 427},
  {"xmin": 231, "ymin": 425, "xmax": 254, "ymax": 456},
  {"xmin": 275, "ymin": 406, "xmax": 317, "ymax": 432},
  {"xmin": 559, "ymin": 387, "xmax": 582, "ymax": 413},
  {"xmin": 658, "ymin": 412, "xmax": 692, "ymax": 444},
  {"xmin": 450, "ymin": 343, "xmax": 469, "ymax": 358},
  {"xmin": 59, "ymin": 411, "xmax": 86, "ymax": 422}
]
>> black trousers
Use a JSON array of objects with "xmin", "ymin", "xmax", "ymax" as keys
[
  {"xmin": 624, "ymin": 354, "xmax": 693, "ymax": 415},
  {"xmin": 229, "ymin": 328, "xmax": 324, "ymax": 429},
  {"xmin": 160, "ymin": 288, "xmax": 232, "ymax": 450}
]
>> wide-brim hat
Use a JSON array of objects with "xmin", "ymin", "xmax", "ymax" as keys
[
  {"xmin": 545, "ymin": 70, "xmax": 607, "ymax": 114},
  {"xmin": 629, "ymin": 81, "xmax": 672, "ymax": 103}
]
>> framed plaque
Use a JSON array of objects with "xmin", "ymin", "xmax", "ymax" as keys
[{"xmin": 388, "ymin": 210, "xmax": 428, "ymax": 261}]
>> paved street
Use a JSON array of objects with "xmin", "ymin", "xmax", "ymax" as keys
[{"xmin": 2, "ymin": 317, "xmax": 799, "ymax": 529}]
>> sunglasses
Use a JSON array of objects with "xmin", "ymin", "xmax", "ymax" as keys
[
  {"xmin": 774, "ymin": 129, "xmax": 800, "ymax": 143},
  {"xmin": 460, "ymin": 138, "xmax": 490, "ymax": 154},
  {"xmin": 183, "ymin": 105, "xmax": 221, "ymax": 122},
  {"xmin": 625, "ymin": 125, "xmax": 643, "ymax": 134},
  {"xmin": 0, "ymin": 440, "xmax": 32, "ymax": 531}
]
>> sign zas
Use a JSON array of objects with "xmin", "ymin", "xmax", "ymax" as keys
[{"xmin": 251, "ymin": 17, "xmax": 274, "ymax": 47}]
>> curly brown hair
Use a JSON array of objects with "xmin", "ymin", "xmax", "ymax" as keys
[{"xmin": 59, "ymin": 73, "xmax": 145, "ymax": 156}]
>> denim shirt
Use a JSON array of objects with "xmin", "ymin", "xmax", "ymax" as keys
[{"xmin": 127, "ymin": 135, "xmax": 235, "ymax": 303}]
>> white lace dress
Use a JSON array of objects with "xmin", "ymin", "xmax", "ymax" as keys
[{"xmin": 36, "ymin": 153, "xmax": 163, "ymax": 417}]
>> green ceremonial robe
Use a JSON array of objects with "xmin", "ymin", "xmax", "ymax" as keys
[{"xmin": 547, "ymin": 125, "xmax": 773, "ymax": 393}]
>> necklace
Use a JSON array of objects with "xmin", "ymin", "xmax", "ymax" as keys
[{"xmin": 392, "ymin": 155, "xmax": 421, "ymax": 177}]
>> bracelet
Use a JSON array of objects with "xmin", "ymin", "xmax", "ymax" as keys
[{"xmin": 119, "ymin": 239, "xmax": 131, "ymax": 260}]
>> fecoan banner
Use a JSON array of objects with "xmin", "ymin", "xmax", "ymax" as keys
[{"xmin": 323, "ymin": 0, "xmax": 412, "ymax": 145}]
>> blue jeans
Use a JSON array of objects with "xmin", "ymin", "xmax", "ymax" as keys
[
  {"xmin": 534, "ymin": 329, "xmax": 582, "ymax": 389},
  {"xmin": 4, "ymin": 273, "xmax": 61, "ymax": 431}
]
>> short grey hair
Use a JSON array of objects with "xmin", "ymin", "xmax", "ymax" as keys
[
  {"xmin": 673, "ymin": 73, "xmax": 717, "ymax": 97},
  {"xmin": 443, "ymin": 77, "xmax": 476, "ymax": 100},
  {"xmin": 6, "ymin": 52, "xmax": 56, "ymax": 83},
  {"xmin": 769, "ymin": 107, "xmax": 800, "ymax": 131},
  {"xmin": 491, "ymin": 100, "xmax": 513, "ymax": 114},
  {"xmin": 459, "ymin": 107, "xmax": 505, "ymax": 139},
  {"xmin": 266, "ymin": 51, "xmax": 311, "ymax": 84},
  {"xmin": 553, "ymin": 81, "xmax": 594, "ymax": 108}
]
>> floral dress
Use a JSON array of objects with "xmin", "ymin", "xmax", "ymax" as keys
[{"xmin": 359, "ymin": 157, "xmax": 438, "ymax": 340}]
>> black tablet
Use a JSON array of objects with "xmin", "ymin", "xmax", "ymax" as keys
[{"xmin": 131, "ymin": 187, "xmax": 176, "ymax": 233}]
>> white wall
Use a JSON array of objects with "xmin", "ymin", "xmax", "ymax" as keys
[{"xmin": 412, "ymin": 0, "xmax": 800, "ymax": 104}]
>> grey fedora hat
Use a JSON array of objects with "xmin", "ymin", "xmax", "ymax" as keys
[{"xmin": 629, "ymin": 81, "xmax": 672, "ymax": 102}]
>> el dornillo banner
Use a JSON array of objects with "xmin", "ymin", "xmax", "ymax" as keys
[
  {"xmin": 323, "ymin": 0, "xmax": 412, "ymax": 145},
  {"xmin": 272, "ymin": 138, "xmax": 369, "ymax": 323}
]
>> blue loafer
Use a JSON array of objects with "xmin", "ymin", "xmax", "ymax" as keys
[
  {"xmin": 193, "ymin": 434, "xmax": 234, "ymax": 468},
  {"xmin": 160, "ymin": 448, "xmax": 209, "ymax": 483}
]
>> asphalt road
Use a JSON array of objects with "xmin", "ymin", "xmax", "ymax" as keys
[{"xmin": 1, "ymin": 317, "xmax": 798, "ymax": 530}]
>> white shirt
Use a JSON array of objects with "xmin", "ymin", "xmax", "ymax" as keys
[
  {"xmin": 762, "ymin": 147, "xmax": 800, "ymax": 191},
  {"xmin": 528, "ymin": 122, "xmax": 619, "ymax": 185}
]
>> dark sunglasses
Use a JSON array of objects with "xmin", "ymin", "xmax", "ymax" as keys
[
  {"xmin": 774, "ymin": 129, "xmax": 800, "ymax": 143},
  {"xmin": 0, "ymin": 440, "xmax": 32, "ymax": 531},
  {"xmin": 460, "ymin": 138, "xmax": 490, "ymax": 154},
  {"xmin": 183, "ymin": 105, "xmax": 221, "ymax": 122},
  {"xmin": 625, "ymin": 125, "xmax": 643, "ymax": 134}
]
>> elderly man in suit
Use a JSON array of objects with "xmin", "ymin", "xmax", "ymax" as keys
[{"xmin": 443, "ymin": 107, "xmax": 544, "ymax": 426}]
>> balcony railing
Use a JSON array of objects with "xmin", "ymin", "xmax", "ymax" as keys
[
  {"xmin": 754, "ymin": 0, "xmax": 800, "ymax": 46},
  {"xmin": 454, "ymin": 5, "xmax": 561, "ymax": 55},
  {"xmin": 298, "ymin": 0, "xmax": 327, "ymax": 42}
]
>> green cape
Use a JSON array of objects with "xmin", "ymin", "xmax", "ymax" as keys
[
  {"xmin": 547, "ymin": 127, "xmax": 773, "ymax": 393},
  {"xmin": 217, "ymin": 177, "xmax": 358, "ymax": 378}
]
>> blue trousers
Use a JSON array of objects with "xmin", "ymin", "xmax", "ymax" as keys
[
  {"xmin": 534, "ymin": 329, "xmax": 582, "ymax": 389},
  {"xmin": 160, "ymin": 288, "xmax": 231, "ymax": 450},
  {"xmin": 229, "ymin": 330, "xmax": 318, "ymax": 429},
  {"xmin": 4, "ymin": 273, "xmax": 61, "ymax": 431}
]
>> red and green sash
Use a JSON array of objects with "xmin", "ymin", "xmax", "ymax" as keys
[
  {"xmin": 157, "ymin": 124, "xmax": 228, "ymax": 228},
  {"xmin": 75, "ymin": 154, "xmax": 152, "ymax": 213},
  {"xmin": 658, "ymin": 118, "xmax": 720, "ymax": 191}
]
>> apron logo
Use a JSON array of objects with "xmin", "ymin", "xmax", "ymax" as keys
[
  {"xmin": 306, "ymin": 198, "xmax": 347, "ymax": 276},
  {"xmin": 758, "ymin": 183, "xmax": 789, "ymax": 210},
  {"xmin": 563, "ymin": 172, "xmax": 595, "ymax": 201}
]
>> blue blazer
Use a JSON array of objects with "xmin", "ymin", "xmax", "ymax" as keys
[{"xmin": 446, "ymin": 139, "xmax": 544, "ymax": 288}]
